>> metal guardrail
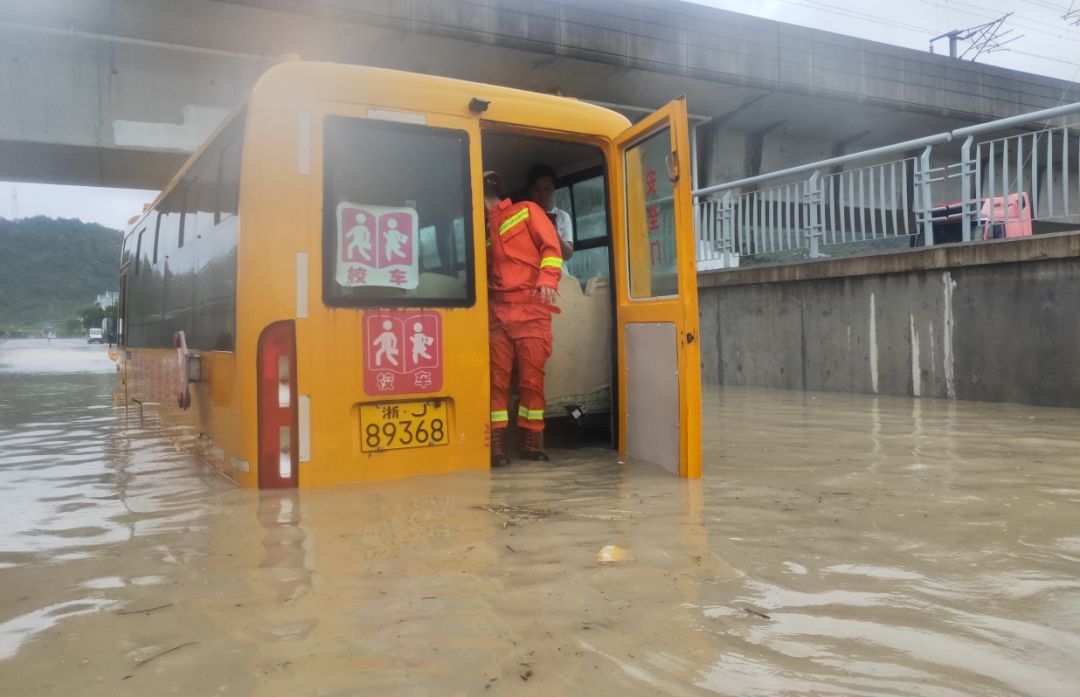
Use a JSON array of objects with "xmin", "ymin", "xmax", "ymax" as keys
[{"xmin": 694, "ymin": 101, "xmax": 1080, "ymax": 270}]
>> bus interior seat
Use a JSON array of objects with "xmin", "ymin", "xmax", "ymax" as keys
[
  {"xmin": 546, "ymin": 272, "xmax": 612, "ymax": 417},
  {"xmin": 416, "ymin": 271, "xmax": 466, "ymax": 296}
]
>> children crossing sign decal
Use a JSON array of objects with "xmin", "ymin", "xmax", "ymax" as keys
[
  {"xmin": 336, "ymin": 203, "xmax": 419, "ymax": 289},
  {"xmin": 363, "ymin": 310, "xmax": 443, "ymax": 396}
]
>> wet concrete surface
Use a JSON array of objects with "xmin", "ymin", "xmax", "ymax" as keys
[{"xmin": 1, "ymin": 338, "xmax": 1079, "ymax": 696}]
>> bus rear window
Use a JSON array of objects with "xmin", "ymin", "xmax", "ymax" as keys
[{"xmin": 322, "ymin": 116, "xmax": 474, "ymax": 308}]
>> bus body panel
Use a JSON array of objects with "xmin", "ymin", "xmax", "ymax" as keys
[
  {"xmin": 121, "ymin": 347, "xmax": 246, "ymax": 480},
  {"xmin": 119, "ymin": 61, "xmax": 703, "ymax": 488}
]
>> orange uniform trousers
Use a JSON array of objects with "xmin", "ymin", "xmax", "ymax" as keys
[{"xmin": 489, "ymin": 298, "xmax": 554, "ymax": 432}]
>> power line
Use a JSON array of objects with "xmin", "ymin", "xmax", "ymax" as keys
[
  {"xmin": 780, "ymin": 0, "xmax": 1078, "ymax": 57},
  {"xmin": 706, "ymin": 0, "xmax": 1080, "ymax": 77},
  {"xmin": 930, "ymin": 13, "xmax": 1022, "ymax": 59},
  {"xmin": 1065, "ymin": 2, "xmax": 1080, "ymax": 26},
  {"xmin": 920, "ymin": 0, "xmax": 1080, "ymax": 43},
  {"xmin": 1022, "ymin": 0, "xmax": 1070, "ymax": 11},
  {"xmin": 769, "ymin": 0, "xmax": 936, "ymax": 35},
  {"xmin": 1011, "ymin": 48, "xmax": 1080, "ymax": 65}
]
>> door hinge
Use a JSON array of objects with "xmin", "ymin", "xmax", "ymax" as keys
[{"xmin": 665, "ymin": 151, "xmax": 680, "ymax": 184}]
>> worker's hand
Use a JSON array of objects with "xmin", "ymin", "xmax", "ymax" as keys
[{"xmin": 536, "ymin": 285, "xmax": 558, "ymax": 305}]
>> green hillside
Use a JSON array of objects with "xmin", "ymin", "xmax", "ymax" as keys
[{"xmin": 0, "ymin": 216, "xmax": 122, "ymax": 333}]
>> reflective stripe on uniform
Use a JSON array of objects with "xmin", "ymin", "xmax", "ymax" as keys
[
  {"xmin": 540, "ymin": 256, "xmax": 563, "ymax": 270},
  {"xmin": 517, "ymin": 405, "xmax": 545, "ymax": 421},
  {"xmin": 498, "ymin": 207, "xmax": 530, "ymax": 235},
  {"xmin": 491, "ymin": 410, "xmax": 509, "ymax": 422}
]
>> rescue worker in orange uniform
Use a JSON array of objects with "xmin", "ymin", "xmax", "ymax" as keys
[{"xmin": 483, "ymin": 171, "xmax": 563, "ymax": 467}]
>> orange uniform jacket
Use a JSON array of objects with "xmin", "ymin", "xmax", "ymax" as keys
[{"xmin": 486, "ymin": 199, "xmax": 564, "ymax": 301}]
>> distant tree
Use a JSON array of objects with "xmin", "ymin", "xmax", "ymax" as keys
[
  {"xmin": 0, "ymin": 216, "xmax": 122, "ymax": 330},
  {"xmin": 65, "ymin": 318, "xmax": 83, "ymax": 335},
  {"xmin": 77, "ymin": 303, "xmax": 116, "ymax": 330}
]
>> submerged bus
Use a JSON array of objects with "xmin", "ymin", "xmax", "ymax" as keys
[{"xmin": 116, "ymin": 61, "xmax": 701, "ymax": 488}]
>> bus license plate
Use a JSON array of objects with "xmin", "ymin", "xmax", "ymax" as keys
[{"xmin": 360, "ymin": 400, "xmax": 448, "ymax": 452}]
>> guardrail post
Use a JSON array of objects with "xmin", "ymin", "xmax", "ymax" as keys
[
  {"xmin": 719, "ymin": 192, "xmax": 734, "ymax": 265},
  {"xmin": 960, "ymin": 136, "xmax": 976, "ymax": 242},
  {"xmin": 914, "ymin": 145, "xmax": 936, "ymax": 246},
  {"xmin": 805, "ymin": 171, "xmax": 825, "ymax": 257}
]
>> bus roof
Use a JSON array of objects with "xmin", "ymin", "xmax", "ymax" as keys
[
  {"xmin": 129, "ymin": 61, "xmax": 634, "ymax": 236},
  {"xmin": 251, "ymin": 61, "xmax": 632, "ymax": 138}
]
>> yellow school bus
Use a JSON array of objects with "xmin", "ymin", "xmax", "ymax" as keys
[{"xmin": 116, "ymin": 61, "xmax": 700, "ymax": 488}]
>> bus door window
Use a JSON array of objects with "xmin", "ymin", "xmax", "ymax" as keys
[
  {"xmin": 625, "ymin": 128, "xmax": 679, "ymax": 298},
  {"xmin": 565, "ymin": 175, "xmax": 611, "ymax": 290}
]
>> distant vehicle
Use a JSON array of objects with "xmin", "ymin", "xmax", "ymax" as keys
[
  {"xmin": 980, "ymin": 193, "xmax": 1032, "ymax": 240},
  {"xmin": 916, "ymin": 193, "xmax": 1033, "ymax": 246},
  {"xmin": 87, "ymin": 328, "xmax": 104, "ymax": 344}
]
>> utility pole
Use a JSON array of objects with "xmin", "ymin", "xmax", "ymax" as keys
[{"xmin": 930, "ymin": 14, "xmax": 1022, "ymax": 61}]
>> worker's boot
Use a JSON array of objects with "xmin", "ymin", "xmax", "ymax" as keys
[
  {"xmin": 491, "ymin": 428, "xmax": 511, "ymax": 468},
  {"xmin": 519, "ymin": 429, "xmax": 549, "ymax": 462}
]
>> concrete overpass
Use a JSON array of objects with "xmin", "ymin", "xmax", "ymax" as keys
[{"xmin": 2, "ymin": 0, "xmax": 1079, "ymax": 190}]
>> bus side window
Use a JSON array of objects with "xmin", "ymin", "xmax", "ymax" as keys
[
  {"xmin": 152, "ymin": 213, "xmax": 162, "ymax": 265},
  {"xmin": 417, "ymin": 218, "xmax": 469, "ymax": 278},
  {"xmin": 322, "ymin": 115, "xmax": 474, "ymax": 307},
  {"xmin": 134, "ymin": 228, "xmax": 145, "ymax": 276},
  {"xmin": 565, "ymin": 175, "xmax": 610, "ymax": 287},
  {"xmin": 128, "ymin": 226, "xmax": 148, "ymax": 346},
  {"xmin": 215, "ymin": 137, "xmax": 240, "ymax": 224},
  {"xmin": 179, "ymin": 180, "xmax": 195, "ymax": 248},
  {"xmin": 418, "ymin": 225, "xmax": 440, "ymax": 272},
  {"xmin": 453, "ymin": 217, "xmax": 467, "ymax": 277},
  {"xmin": 553, "ymin": 185, "xmax": 573, "ymax": 234}
]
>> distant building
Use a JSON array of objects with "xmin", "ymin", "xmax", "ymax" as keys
[{"xmin": 95, "ymin": 291, "xmax": 119, "ymax": 310}]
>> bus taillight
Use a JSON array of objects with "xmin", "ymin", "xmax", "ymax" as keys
[{"xmin": 257, "ymin": 320, "xmax": 298, "ymax": 488}]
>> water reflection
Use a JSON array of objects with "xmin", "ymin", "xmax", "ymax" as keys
[{"xmin": 1, "ymin": 340, "xmax": 1079, "ymax": 696}]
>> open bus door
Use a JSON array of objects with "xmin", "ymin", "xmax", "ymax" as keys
[{"xmin": 612, "ymin": 98, "xmax": 702, "ymax": 477}]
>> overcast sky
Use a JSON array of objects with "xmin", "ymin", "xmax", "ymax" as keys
[
  {"xmin": 0, "ymin": 182, "xmax": 156, "ymax": 232},
  {"xmin": 1, "ymin": 0, "xmax": 1077, "ymax": 230}
]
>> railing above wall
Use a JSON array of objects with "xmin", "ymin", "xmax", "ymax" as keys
[{"xmin": 693, "ymin": 101, "xmax": 1080, "ymax": 271}]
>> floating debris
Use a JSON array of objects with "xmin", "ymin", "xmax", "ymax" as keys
[
  {"xmin": 474, "ymin": 503, "xmax": 561, "ymax": 526},
  {"xmin": 116, "ymin": 603, "xmax": 173, "ymax": 615},
  {"xmin": 134, "ymin": 641, "xmax": 197, "ymax": 669},
  {"xmin": 597, "ymin": 545, "xmax": 632, "ymax": 564}
]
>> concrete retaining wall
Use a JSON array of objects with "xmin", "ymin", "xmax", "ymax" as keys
[{"xmin": 698, "ymin": 232, "xmax": 1080, "ymax": 407}]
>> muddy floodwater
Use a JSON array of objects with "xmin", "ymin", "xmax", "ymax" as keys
[{"xmin": 1, "ymin": 338, "xmax": 1079, "ymax": 696}]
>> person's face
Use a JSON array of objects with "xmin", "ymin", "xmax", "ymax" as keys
[{"xmin": 528, "ymin": 176, "xmax": 555, "ymax": 210}]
